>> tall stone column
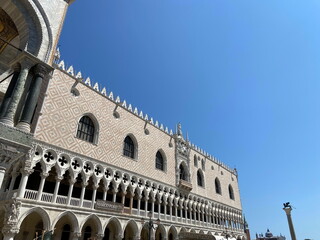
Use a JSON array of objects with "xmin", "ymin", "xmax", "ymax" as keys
[
  {"xmin": 0, "ymin": 69, "xmax": 20, "ymax": 118},
  {"xmin": 0, "ymin": 60, "xmax": 33, "ymax": 126},
  {"xmin": 91, "ymin": 185, "xmax": 98, "ymax": 209},
  {"xmin": 17, "ymin": 64, "xmax": 49, "ymax": 132},
  {"xmin": 151, "ymin": 197, "xmax": 155, "ymax": 219},
  {"xmin": 17, "ymin": 169, "xmax": 33, "ymax": 198},
  {"xmin": 8, "ymin": 172, "xmax": 17, "ymax": 192},
  {"xmin": 0, "ymin": 167, "xmax": 8, "ymax": 191},
  {"xmin": 67, "ymin": 179, "xmax": 76, "ymax": 205},
  {"xmin": 36, "ymin": 172, "xmax": 49, "ymax": 201},
  {"xmin": 112, "ymin": 189, "xmax": 118, "ymax": 202},
  {"xmin": 121, "ymin": 191, "xmax": 126, "ymax": 205},
  {"xmin": 145, "ymin": 197, "xmax": 149, "ymax": 217},
  {"xmin": 79, "ymin": 182, "xmax": 88, "ymax": 207},
  {"xmin": 283, "ymin": 206, "xmax": 297, "ymax": 240},
  {"xmin": 129, "ymin": 192, "xmax": 134, "ymax": 214},
  {"xmin": 137, "ymin": 195, "xmax": 142, "ymax": 216},
  {"xmin": 52, "ymin": 177, "xmax": 63, "ymax": 203},
  {"xmin": 103, "ymin": 187, "xmax": 107, "ymax": 201}
]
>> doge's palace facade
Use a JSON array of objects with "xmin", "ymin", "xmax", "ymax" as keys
[{"xmin": 0, "ymin": 1, "xmax": 246, "ymax": 240}]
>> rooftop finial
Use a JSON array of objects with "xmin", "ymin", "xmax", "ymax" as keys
[{"xmin": 177, "ymin": 122, "xmax": 183, "ymax": 137}]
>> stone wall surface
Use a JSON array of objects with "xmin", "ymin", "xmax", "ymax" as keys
[
  {"xmin": 34, "ymin": 69, "xmax": 242, "ymax": 209},
  {"xmin": 34, "ymin": 69, "xmax": 176, "ymax": 185}
]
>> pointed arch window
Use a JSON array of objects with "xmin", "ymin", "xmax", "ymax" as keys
[
  {"xmin": 155, "ymin": 151, "xmax": 165, "ymax": 171},
  {"xmin": 76, "ymin": 116, "xmax": 95, "ymax": 143},
  {"xmin": 194, "ymin": 155, "xmax": 198, "ymax": 167},
  {"xmin": 123, "ymin": 136, "xmax": 135, "ymax": 158},
  {"xmin": 179, "ymin": 164, "xmax": 188, "ymax": 181},
  {"xmin": 215, "ymin": 178, "xmax": 221, "ymax": 194},
  {"xmin": 229, "ymin": 184, "xmax": 235, "ymax": 200},
  {"xmin": 197, "ymin": 170, "xmax": 204, "ymax": 187}
]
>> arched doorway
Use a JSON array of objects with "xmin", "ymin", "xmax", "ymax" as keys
[
  {"xmin": 16, "ymin": 211, "xmax": 45, "ymax": 240},
  {"xmin": 123, "ymin": 221, "xmax": 138, "ymax": 240},
  {"xmin": 53, "ymin": 212, "xmax": 78, "ymax": 240},
  {"xmin": 81, "ymin": 217, "xmax": 100, "ymax": 240},
  {"xmin": 103, "ymin": 219, "xmax": 121, "ymax": 240},
  {"xmin": 140, "ymin": 225, "xmax": 149, "ymax": 240},
  {"xmin": 155, "ymin": 225, "xmax": 166, "ymax": 240},
  {"xmin": 168, "ymin": 226, "xmax": 177, "ymax": 240}
]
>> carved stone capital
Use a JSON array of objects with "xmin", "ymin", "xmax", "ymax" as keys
[
  {"xmin": 20, "ymin": 168, "xmax": 33, "ymax": 176},
  {"xmin": 33, "ymin": 64, "xmax": 50, "ymax": 78},
  {"xmin": 41, "ymin": 172, "xmax": 49, "ymax": 178}
]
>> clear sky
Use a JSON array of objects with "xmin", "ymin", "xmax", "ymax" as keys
[{"xmin": 59, "ymin": 0, "xmax": 320, "ymax": 239}]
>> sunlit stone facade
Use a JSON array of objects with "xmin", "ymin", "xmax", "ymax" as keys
[{"xmin": 0, "ymin": 1, "xmax": 246, "ymax": 240}]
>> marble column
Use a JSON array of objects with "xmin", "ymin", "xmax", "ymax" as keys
[
  {"xmin": 283, "ymin": 207, "xmax": 297, "ymax": 240},
  {"xmin": 0, "ymin": 60, "xmax": 33, "ymax": 126},
  {"xmin": 91, "ymin": 185, "xmax": 98, "ymax": 209},
  {"xmin": 145, "ymin": 197, "xmax": 149, "ymax": 217},
  {"xmin": 0, "ymin": 166, "xmax": 6, "ymax": 191},
  {"xmin": 129, "ymin": 193, "xmax": 134, "ymax": 214},
  {"xmin": 151, "ymin": 197, "xmax": 155, "ymax": 218},
  {"xmin": 52, "ymin": 177, "xmax": 63, "ymax": 203},
  {"xmin": 175, "ymin": 204, "xmax": 178, "ymax": 221},
  {"xmin": 17, "ymin": 64, "xmax": 49, "ymax": 132},
  {"xmin": 112, "ymin": 189, "xmax": 118, "ymax": 202},
  {"xmin": 121, "ymin": 191, "xmax": 126, "ymax": 205},
  {"xmin": 79, "ymin": 182, "xmax": 88, "ymax": 207},
  {"xmin": 0, "ymin": 69, "xmax": 20, "ymax": 118},
  {"xmin": 8, "ymin": 172, "xmax": 17, "ymax": 192},
  {"xmin": 17, "ymin": 169, "xmax": 32, "ymax": 198},
  {"xmin": 137, "ymin": 195, "xmax": 142, "ymax": 216},
  {"xmin": 36, "ymin": 172, "xmax": 49, "ymax": 201},
  {"xmin": 67, "ymin": 179, "xmax": 76, "ymax": 205},
  {"xmin": 103, "ymin": 187, "xmax": 107, "ymax": 201}
]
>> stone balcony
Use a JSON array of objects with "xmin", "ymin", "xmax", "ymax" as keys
[{"xmin": 178, "ymin": 179, "xmax": 193, "ymax": 192}]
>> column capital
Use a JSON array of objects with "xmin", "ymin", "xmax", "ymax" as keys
[
  {"xmin": 33, "ymin": 64, "xmax": 50, "ymax": 78},
  {"xmin": 41, "ymin": 172, "xmax": 49, "ymax": 178},
  {"xmin": 56, "ymin": 176, "xmax": 64, "ymax": 181},
  {"xmin": 283, "ymin": 207, "xmax": 292, "ymax": 215},
  {"xmin": 20, "ymin": 169, "xmax": 33, "ymax": 176}
]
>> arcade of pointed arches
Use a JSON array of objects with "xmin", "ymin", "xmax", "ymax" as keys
[
  {"xmin": 1, "ymin": 143, "xmax": 245, "ymax": 239},
  {"xmin": 11, "ymin": 207, "xmax": 246, "ymax": 240}
]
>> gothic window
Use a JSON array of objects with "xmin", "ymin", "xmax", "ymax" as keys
[
  {"xmin": 229, "ymin": 184, "xmax": 235, "ymax": 200},
  {"xmin": 215, "ymin": 178, "xmax": 221, "ymax": 194},
  {"xmin": 194, "ymin": 155, "xmax": 198, "ymax": 167},
  {"xmin": 123, "ymin": 136, "xmax": 135, "ymax": 158},
  {"xmin": 179, "ymin": 164, "xmax": 188, "ymax": 181},
  {"xmin": 197, "ymin": 170, "xmax": 204, "ymax": 187},
  {"xmin": 76, "ymin": 116, "xmax": 95, "ymax": 143},
  {"xmin": 155, "ymin": 151, "xmax": 164, "ymax": 171}
]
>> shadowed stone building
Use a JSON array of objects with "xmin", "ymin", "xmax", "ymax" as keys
[{"xmin": 0, "ymin": 1, "xmax": 247, "ymax": 240}]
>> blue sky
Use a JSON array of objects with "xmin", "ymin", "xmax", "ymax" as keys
[{"xmin": 59, "ymin": 0, "xmax": 320, "ymax": 238}]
